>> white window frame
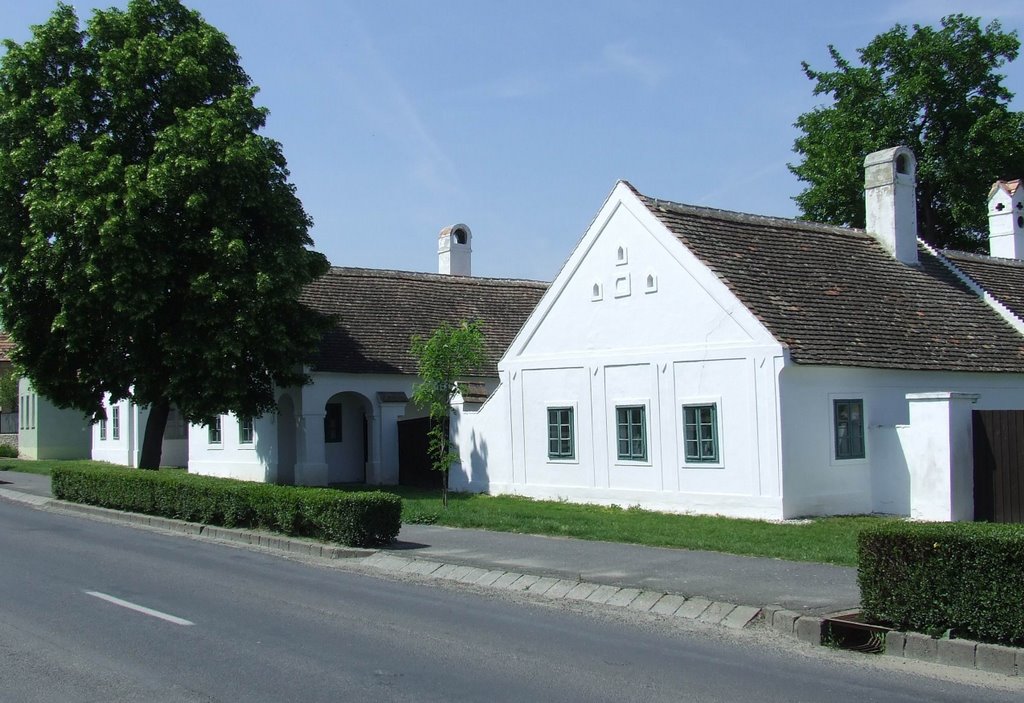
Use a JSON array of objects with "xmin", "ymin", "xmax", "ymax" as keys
[{"xmin": 238, "ymin": 416, "xmax": 254, "ymax": 446}]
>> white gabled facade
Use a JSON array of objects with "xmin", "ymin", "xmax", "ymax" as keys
[{"xmin": 453, "ymin": 182, "xmax": 792, "ymax": 518}]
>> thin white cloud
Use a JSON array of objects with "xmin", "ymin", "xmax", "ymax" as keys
[
  {"xmin": 600, "ymin": 40, "xmax": 668, "ymax": 88},
  {"xmin": 332, "ymin": 5, "xmax": 463, "ymax": 197},
  {"xmin": 694, "ymin": 157, "xmax": 794, "ymax": 212}
]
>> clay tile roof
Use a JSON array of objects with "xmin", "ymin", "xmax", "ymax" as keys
[
  {"xmin": 989, "ymin": 179, "xmax": 1023, "ymax": 198},
  {"xmin": 301, "ymin": 267, "xmax": 547, "ymax": 375},
  {"xmin": 633, "ymin": 190, "xmax": 1024, "ymax": 373},
  {"xmin": 0, "ymin": 332, "xmax": 13, "ymax": 364},
  {"xmin": 941, "ymin": 250, "xmax": 1024, "ymax": 322}
]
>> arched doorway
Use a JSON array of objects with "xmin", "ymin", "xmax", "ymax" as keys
[
  {"xmin": 324, "ymin": 392, "xmax": 372, "ymax": 484},
  {"xmin": 276, "ymin": 394, "xmax": 296, "ymax": 485}
]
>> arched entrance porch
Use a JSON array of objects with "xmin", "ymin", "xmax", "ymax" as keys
[{"xmin": 324, "ymin": 391, "xmax": 373, "ymax": 484}]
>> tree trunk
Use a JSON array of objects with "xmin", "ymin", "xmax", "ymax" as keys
[{"xmin": 138, "ymin": 397, "xmax": 170, "ymax": 470}]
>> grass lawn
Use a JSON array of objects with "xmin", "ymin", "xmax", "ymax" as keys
[
  {"xmin": 2, "ymin": 459, "xmax": 891, "ymax": 566},
  {"xmin": 336, "ymin": 485, "xmax": 894, "ymax": 567},
  {"xmin": 0, "ymin": 458, "xmax": 183, "ymax": 475}
]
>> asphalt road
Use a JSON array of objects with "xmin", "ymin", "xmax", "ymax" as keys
[{"xmin": 0, "ymin": 499, "xmax": 1019, "ymax": 703}]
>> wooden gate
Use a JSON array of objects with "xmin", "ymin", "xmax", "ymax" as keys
[
  {"xmin": 973, "ymin": 410, "xmax": 1024, "ymax": 523},
  {"xmin": 397, "ymin": 417, "xmax": 442, "ymax": 488}
]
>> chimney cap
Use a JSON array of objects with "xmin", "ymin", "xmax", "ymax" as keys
[{"xmin": 864, "ymin": 145, "xmax": 916, "ymax": 174}]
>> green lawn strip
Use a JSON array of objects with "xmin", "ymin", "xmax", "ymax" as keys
[
  {"xmin": 0, "ymin": 459, "xmax": 183, "ymax": 476},
  {"xmin": 337, "ymin": 486, "xmax": 894, "ymax": 567}
]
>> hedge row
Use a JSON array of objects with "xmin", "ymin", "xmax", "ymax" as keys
[
  {"xmin": 51, "ymin": 465, "xmax": 401, "ymax": 548},
  {"xmin": 858, "ymin": 521, "xmax": 1024, "ymax": 646}
]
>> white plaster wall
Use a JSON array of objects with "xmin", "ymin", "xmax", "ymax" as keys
[
  {"xmin": 450, "ymin": 377, "xmax": 513, "ymax": 492},
  {"xmin": 91, "ymin": 397, "xmax": 137, "ymax": 466},
  {"xmin": 457, "ymin": 185, "xmax": 788, "ymax": 519},
  {"xmin": 779, "ymin": 365, "xmax": 1024, "ymax": 518},
  {"xmin": 18, "ymin": 378, "xmax": 91, "ymax": 460},
  {"xmin": 188, "ymin": 412, "xmax": 270, "ymax": 482}
]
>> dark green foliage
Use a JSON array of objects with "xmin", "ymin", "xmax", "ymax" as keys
[
  {"xmin": 51, "ymin": 464, "xmax": 401, "ymax": 547},
  {"xmin": 791, "ymin": 15, "xmax": 1024, "ymax": 251},
  {"xmin": 0, "ymin": 444, "xmax": 17, "ymax": 458},
  {"xmin": 0, "ymin": 0, "xmax": 330, "ymax": 468},
  {"xmin": 858, "ymin": 521, "xmax": 1024, "ymax": 645}
]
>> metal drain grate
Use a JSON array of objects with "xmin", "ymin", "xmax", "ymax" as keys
[{"xmin": 823, "ymin": 612, "xmax": 891, "ymax": 654}]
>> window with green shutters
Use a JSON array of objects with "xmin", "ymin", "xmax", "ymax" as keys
[
  {"xmin": 547, "ymin": 407, "xmax": 575, "ymax": 459},
  {"xmin": 833, "ymin": 399, "xmax": 865, "ymax": 459},
  {"xmin": 239, "ymin": 417, "xmax": 254, "ymax": 444},
  {"xmin": 616, "ymin": 405, "xmax": 647, "ymax": 461},
  {"xmin": 683, "ymin": 404, "xmax": 718, "ymax": 463}
]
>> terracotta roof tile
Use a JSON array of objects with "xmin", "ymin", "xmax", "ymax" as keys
[
  {"xmin": 635, "ymin": 192, "xmax": 1024, "ymax": 373},
  {"xmin": 941, "ymin": 250, "xmax": 1024, "ymax": 322},
  {"xmin": 301, "ymin": 267, "xmax": 547, "ymax": 375}
]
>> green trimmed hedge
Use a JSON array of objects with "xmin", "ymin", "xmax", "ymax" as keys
[
  {"xmin": 51, "ymin": 465, "xmax": 401, "ymax": 548},
  {"xmin": 858, "ymin": 521, "xmax": 1024, "ymax": 645}
]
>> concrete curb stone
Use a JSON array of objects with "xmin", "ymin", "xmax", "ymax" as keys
[
  {"xmin": 651, "ymin": 594, "xmax": 686, "ymax": 616},
  {"xmin": 795, "ymin": 616, "xmax": 823, "ymax": 645},
  {"xmin": 976, "ymin": 643, "xmax": 1018, "ymax": 676},
  {"xmin": 543, "ymin": 579, "xmax": 578, "ymax": 600},
  {"xmin": 698, "ymin": 601, "xmax": 736, "ymax": 625},
  {"xmin": 937, "ymin": 638, "xmax": 977, "ymax": 669},
  {"xmin": 675, "ymin": 597, "xmax": 712, "ymax": 620},
  {"xmin": 626, "ymin": 590, "xmax": 664, "ymax": 612},
  {"xmin": 903, "ymin": 632, "xmax": 938, "ymax": 662}
]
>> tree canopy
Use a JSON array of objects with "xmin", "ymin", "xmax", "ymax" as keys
[
  {"xmin": 790, "ymin": 14, "xmax": 1024, "ymax": 251},
  {"xmin": 0, "ymin": 0, "xmax": 330, "ymax": 467}
]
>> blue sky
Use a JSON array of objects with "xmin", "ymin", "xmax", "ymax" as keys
[{"xmin": 2, "ymin": 1, "xmax": 1023, "ymax": 281}]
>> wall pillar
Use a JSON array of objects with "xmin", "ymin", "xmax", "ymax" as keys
[
  {"xmin": 294, "ymin": 411, "xmax": 328, "ymax": 486},
  {"xmin": 900, "ymin": 392, "xmax": 979, "ymax": 521},
  {"xmin": 374, "ymin": 396, "xmax": 407, "ymax": 485}
]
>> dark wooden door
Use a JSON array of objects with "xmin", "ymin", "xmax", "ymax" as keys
[
  {"xmin": 973, "ymin": 410, "xmax": 1024, "ymax": 523},
  {"xmin": 397, "ymin": 417, "xmax": 442, "ymax": 488}
]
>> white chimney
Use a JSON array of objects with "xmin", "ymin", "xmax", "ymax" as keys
[
  {"xmin": 864, "ymin": 146, "xmax": 918, "ymax": 265},
  {"xmin": 438, "ymin": 223, "xmax": 472, "ymax": 276},
  {"xmin": 987, "ymin": 179, "xmax": 1024, "ymax": 259}
]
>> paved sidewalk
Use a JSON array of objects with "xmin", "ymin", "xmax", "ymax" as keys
[{"xmin": 0, "ymin": 468, "xmax": 856, "ymax": 622}]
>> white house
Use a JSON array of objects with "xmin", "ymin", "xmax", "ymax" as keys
[
  {"xmin": 186, "ymin": 225, "xmax": 547, "ymax": 486},
  {"xmin": 91, "ymin": 396, "xmax": 189, "ymax": 467},
  {"xmin": 451, "ymin": 148, "xmax": 1024, "ymax": 521},
  {"xmin": 18, "ymin": 377, "xmax": 91, "ymax": 460}
]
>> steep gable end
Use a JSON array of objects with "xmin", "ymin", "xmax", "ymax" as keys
[{"xmin": 507, "ymin": 183, "xmax": 776, "ymax": 360}]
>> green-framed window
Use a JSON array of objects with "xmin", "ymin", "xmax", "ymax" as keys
[
  {"xmin": 833, "ymin": 399, "xmax": 865, "ymax": 460},
  {"xmin": 547, "ymin": 407, "xmax": 575, "ymax": 459},
  {"xmin": 239, "ymin": 417, "xmax": 254, "ymax": 444},
  {"xmin": 683, "ymin": 404, "xmax": 718, "ymax": 463},
  {"xmin": 99, "ymin": 418, "xmax": 107, "ymax": 441},
  {"xmin": 616, "ymin": 405, "xmax": 647, "ymax": 461},
  {"xmin": 111, "ymin": 406, "xmax": 120, "ymax": 441},
  {"xmin": 208, "ymin": 416, "xmax": 222, "ymax": 445}
]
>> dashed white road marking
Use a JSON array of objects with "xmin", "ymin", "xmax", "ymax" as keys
[{"xmin": 84, "ymin": 590, "xmax": 194, "ymax": 626}]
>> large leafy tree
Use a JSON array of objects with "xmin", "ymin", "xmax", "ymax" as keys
[
  {"xmin": 790, "ymin": 15, "xmax": 1024, "ymax": 251},
  {"xmin": 0, "ymin": 0, "xmax": 329, "ymax": 468}
]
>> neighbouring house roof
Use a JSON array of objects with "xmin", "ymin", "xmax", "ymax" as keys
[
  {"xmin": 941, "ymin": 250, "xmax": 1024, "ymax": 322},
  {"xmin": 302, "ymin": 267, "xmax": 548, "ymax": 375},
  {"xmin": 0, "ymin": 331, "xmax": 12, "ymax": 365},
  {"xmin": 631, "ymin": 185, "xmax": 1024, "ymax": 373}
]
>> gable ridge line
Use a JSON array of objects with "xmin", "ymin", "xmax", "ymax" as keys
[
  {"xmin": 637, "ymin": 193, "xmax": 870, "ymax": 240},
  {"xmin": 926, "ymin": 241, "xmax": 1024, "ymax": 337},
  {"xmin": 321, "ymin": 265, "xmax": 548, "ymax": 288}
]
